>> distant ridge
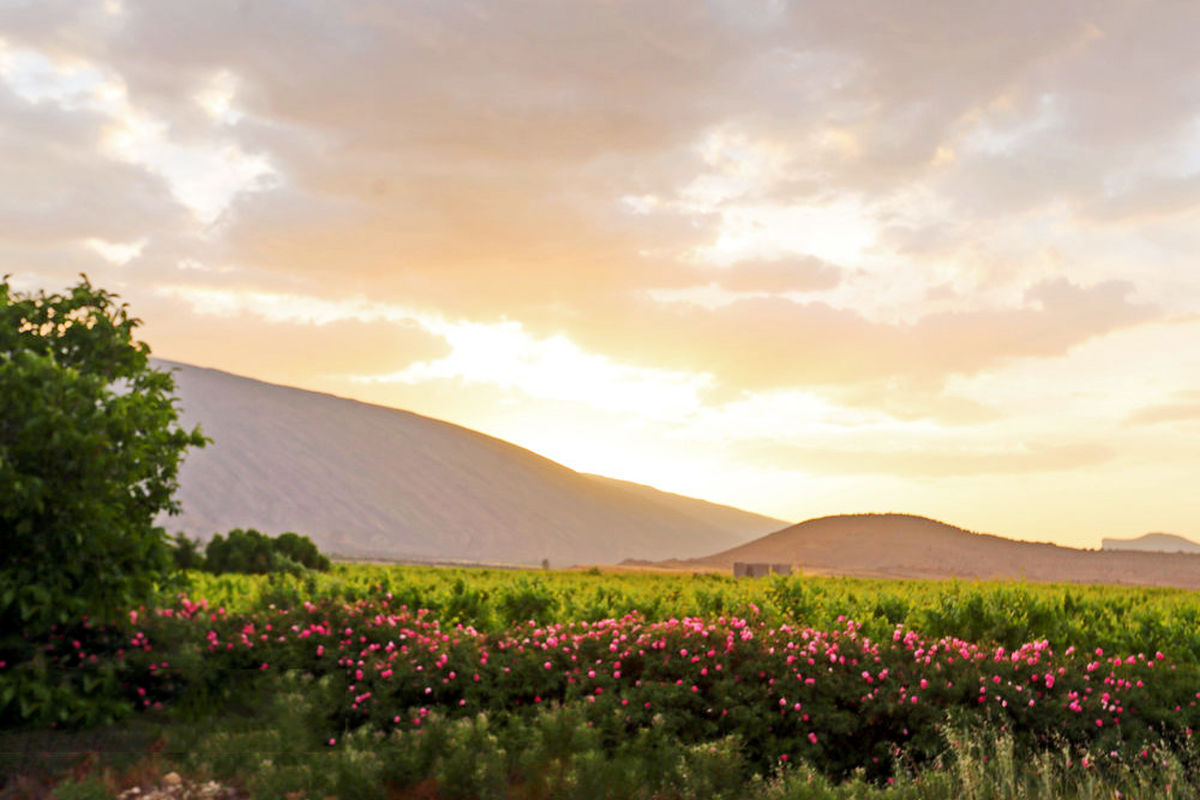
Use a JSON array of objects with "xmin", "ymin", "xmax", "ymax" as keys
[
  {"xmin": 157, "ymin": 360, "xmax": 785, "ymax": 565},
  {"xmin": 663, "ymin": 513, "xmax": 1200, "ymax": 590},
  {"xmin": 1101, "ymin": 532, "xmax": 1200, "ymax": 554}
]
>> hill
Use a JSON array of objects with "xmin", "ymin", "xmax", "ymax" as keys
[
  {"xmin": 156, "ymin": 360, "xmax": 786, "ymax": 565},
  {"xmin": 673, "ymin": 513, "xmax": 1200, "ymax": 589},
  {"xmin": 1101, "ymin": 532, "xmax": 1200, "ymax": 554}
]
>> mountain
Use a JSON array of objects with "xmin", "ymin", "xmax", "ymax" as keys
[
  {"xmin": 580, "ymin": 474, "xmax": 789, "ymax": 540},
  {"xmin": 156, "ymin": 360, "xmax": 786, "ymax": 565},
  {"xmin": 1101, "ymin": 532, "xmax": 1200, "ymax": 554},
  {"xmin": 673, "ymin": 513, "xmax": 1200, "ymax": 589}
]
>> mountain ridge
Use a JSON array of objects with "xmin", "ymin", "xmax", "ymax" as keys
[{"xmin": 156, "ymin": 359, "xmax": 785, "ymax": 565}]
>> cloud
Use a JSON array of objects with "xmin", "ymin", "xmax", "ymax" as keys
[
  {"xmin": 1125, "ymin": 391, "xmax": 1200, "ymax": 426},
  {"xmin": 706, "ymin": 256, "xmax": 843, "ymax": 293},
  {"xmin": 154, "ymin": 285, "xmax": 710, "ymax": 421},
  {"xmin": 0, "ymin": 79, "xmax": 187, "ymax": 246},
  {"xmin": 831, "ymin": 381, "xmax": 1001, "ymax": 425},
  {"xmin": 0, "ymin": 0, "xmax": 1196, "ymax": 501},
  {"xmin": 556, "ymin": 278, "xmax": 1155, "ymax": 392},
  {"xmin": 4, "ymin": 0, "xmax": 1200, "ymax": 551},
  {"xmin": 5, "ymin": 0, "xmax": 1194, "ymax": 330},
  {"xmin": 737, "ymin": 440, "xmax": 1114, "ymax": 477},
  {"xmin": 1081, "ymin": 174, "xmax": 1200, "ymax": 224},
  {"xmin": 139, "ymin": 292, "xmax": 450, "ymax": 388}
]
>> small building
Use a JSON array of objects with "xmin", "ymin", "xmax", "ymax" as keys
[{"xmin": 733, "ymin": 561, "xmax": 792, "ymax": 578}]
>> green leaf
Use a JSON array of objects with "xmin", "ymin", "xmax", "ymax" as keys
[{"xmin": 1, "ymin": 276, "xmax": 207, "ymax": 639}]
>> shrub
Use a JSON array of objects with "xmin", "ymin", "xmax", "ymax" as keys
[
  {"xmin": 203, "ymin": 528, "xmax": 329, "ymax": 575},
  {"xmin": 0, "ymin": 276, "xmax": 206, "ymax": 726}
]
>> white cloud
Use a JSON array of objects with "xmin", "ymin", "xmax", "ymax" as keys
[
  {"xmin": 84, "ymin": 236, "xmax": 145, "ymax": 265},
  {"xmin": 102, "ymin": 105, "xmax": 275, "ymax": 226},
  {"xmin": 153, "ymin": 285, "xmax": 423, "ymax": 327},
  {"xmin": 157, "ymin": 285, "xmax": 711, "ymax": 420},
  {"xmin": 0, "ymin": 44, "xmax": 113, "ymax": 112},
  {"xmin": 0, "ymin": 43, "xmax": 274, "ymax": 226},
  {"xmin": 194, "ymin": 69, "xmax": 242, "ymax": 125}
]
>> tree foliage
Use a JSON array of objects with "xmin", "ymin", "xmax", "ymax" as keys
[
  {"xmin": 0, "ymin": 276, "xmax": 208, "ymax": 637},
  {"xmin": 170, "ymin": 532, "xmax": 206, "ymax": 571},
  {"xmin": 203, "ymin": 528, "xmax": 330, "ymax": 575},
  {"xmin": 273, "ymin": 531, "xmax": 331, "ymax": 572}
]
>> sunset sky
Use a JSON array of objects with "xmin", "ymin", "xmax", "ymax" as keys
[{"xmin": 4, "ymin": 0, "xmax": 1200, "ymax": 547}]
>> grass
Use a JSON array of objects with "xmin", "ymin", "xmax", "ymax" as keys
[
  {"xmin": 9, "ymin": 564, "xmax": 1200, "ymax": 799},
  {"xmin": 0, "ymin": 717, "xmax": 170, "ymax": 799},
  {"xmin": 8, "ymin": 675, "xmax": 1200, "ymax": 800}
]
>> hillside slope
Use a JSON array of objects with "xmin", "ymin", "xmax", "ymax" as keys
[
  {"xmin": 1101, "ymin": 532, "xmax": 1200, "ymax": 554},
  {"xmin": 682, "ymin": 513, "xmax": 1200, "ymax": 589},
  {"xmin": 157, "ymin": 360, "xmax": 783, "ymax": 565},
  {"xmin": 581, "ymin": 474, "xmax": 787, "ymax": 538}
]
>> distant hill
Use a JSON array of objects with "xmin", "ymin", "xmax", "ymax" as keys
[
  {"xmin": 665, "ymin": 513, "xmax": 1200, "ymax": 589},
  {"xmin": 1102, "ymin": 532, "xmax": 1200, "ymax": 554},
  {"xmin": 157, "ymin": 360, "xmax": 785, "ymax": 565}
]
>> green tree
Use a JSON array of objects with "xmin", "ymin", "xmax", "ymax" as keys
[
  {"xmin": 170, "ymin": 532, "xmax": 206, "ymax": 570},
  {"xmin": 274, "ymin": 531, "xmax": 331, "ymax": 572},
  {"xmin": 205, "ymin": 528, "xmax": 279, "ymax": 574},
  {"xmin": 0, "ymin": 276, "xmax": 207, "ymax": 642},
  {"xmin": 203, "ymin": 528, "xmax": 329, "ymax": 574}
]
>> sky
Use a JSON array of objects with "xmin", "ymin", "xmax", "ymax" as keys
[{"xmin": 3, "ymin": 0, "xmax": 1199, "ymax": 547}]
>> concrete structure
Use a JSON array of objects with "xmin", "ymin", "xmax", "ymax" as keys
[{"xmin": 733, "ymin": 562, "xmax": 792, "ymax": 578}]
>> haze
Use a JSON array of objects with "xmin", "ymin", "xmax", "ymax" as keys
[{"xmin": 4, "ymin": 1, "xmax": 1199, "ymax": 548}]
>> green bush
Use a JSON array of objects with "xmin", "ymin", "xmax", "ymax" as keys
[
  {"xmin": 0, "ymin": 276, "xmax": 206, "ymax": 726},
  {"xmin": 274, "ymin": 531, "xmax": 331, "ymax": 572},
  {"xmin": 203, "ymin": 528, "xmax": 330, "ymax": 575}
]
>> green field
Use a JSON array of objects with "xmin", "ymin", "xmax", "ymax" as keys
[{"xmin": 6, "ymin": 565, "xmax": 1200, "ymax": 799}]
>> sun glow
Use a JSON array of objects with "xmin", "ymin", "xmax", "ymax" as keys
[{"xmin": 10, "ymin": 0, "xmax": 1200, "ymax": 549}]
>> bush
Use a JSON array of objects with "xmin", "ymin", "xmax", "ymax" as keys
[
  {"xmin": 203, "ymin": 528, "xmax": 330, "ymax": 575},
  {"xmin": 274, "ymin": 531, "xmax": 331, "ymax": 572},
  {"xmin": 0, "ymin": 276, "xmax": 206, "ymax": 726}
]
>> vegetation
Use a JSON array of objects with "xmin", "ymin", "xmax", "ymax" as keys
[
  {"xmin": 6, "ymin": 565, "xmax": 1200, "ymax": 798},
  {"xmin": 186, "ymin": 528, "xmax": 331, "ymax": 575},
  {"xmin": 0, "ymin": 276, "xmax": 206, "ymax": 727},
  {"xmin": 188, "ymin": 564, "xmax": 1200, "ymax": 658},
  {"xmin": 10, "ymin": 277, "xmax": 1194, "ymax": 796}
]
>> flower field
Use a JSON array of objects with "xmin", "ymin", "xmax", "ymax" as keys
[{"xmin": 6, "ymin": 566, "xmax": 1200, "ymax": 799}]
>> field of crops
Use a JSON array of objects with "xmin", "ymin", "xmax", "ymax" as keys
[{"xmin": 8, "ymin": 565, "xmax": 1200, "ymax": 799}]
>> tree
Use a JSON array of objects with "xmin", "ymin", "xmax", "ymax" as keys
[
  {"xmin": 0, "ymin": 276, "xmax": 208, "ymax": 638},
  {"xmin": 170, "ymin": 532, "xmax": 206, "ymax": 571},
  {"xmin": 203, "ymin": 528, "xmax": 330, "ymax": 574},
  {"xmin": 205, "ymin": 528, "xmax": 278, "ymax": 574},
  {"xmin": 274, "ymin": 531, "xmax": 331, "ymax": 572}
]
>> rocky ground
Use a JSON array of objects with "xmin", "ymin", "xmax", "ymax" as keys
[{"xmin": 116, "ymin": 773, "xmax": 242, "ymax": 800}]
